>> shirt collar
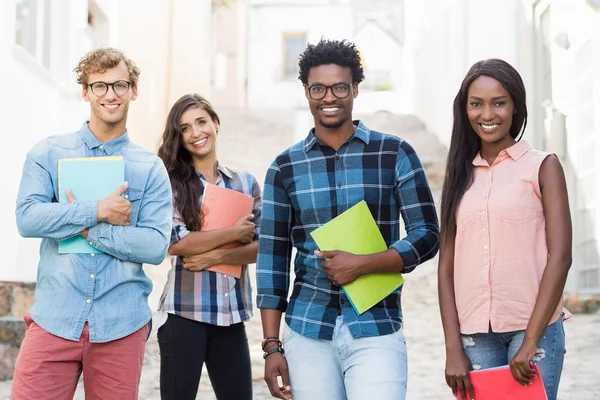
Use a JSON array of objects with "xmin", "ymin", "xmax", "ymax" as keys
[
  {"xmin": 303, "ymin": 120, "xmax": 371, "ymax": 152},
  {"xmin": 195, "ymin": 162, "xmax": 233, "ymax": 180},
  {"xmin": 80, "ymin": 122, "xmax": 130, "ymax": 155},
  {"xmin": 472, "ymin": 140, "xmax": 532, "ymax": 166}
]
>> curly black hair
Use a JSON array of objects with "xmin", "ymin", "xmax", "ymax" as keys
[{"xmin": 298, "ymin": 39, "xmax": 365, "ymax": 85}]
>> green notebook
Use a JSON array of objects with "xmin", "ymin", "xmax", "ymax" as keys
[
  {"xmin": 310, "ymin": 200, "xmax": 405, "ymax": 315},
  {"xmin": 58, "ymin": 156, "xmax": 125, "ymax": 254}
]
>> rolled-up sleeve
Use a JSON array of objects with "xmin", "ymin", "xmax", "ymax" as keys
[{"xmin": 390, "ymin": 141, "xmax": 440, "ymax": 273}]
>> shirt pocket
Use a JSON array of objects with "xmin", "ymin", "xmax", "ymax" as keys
[
  {"xmin": 496, "ymin": 207, "xmax": 539, "ymax": 226},
  {"xmin": 125, "ymin": 188, "xmax": 144, "ymax": 225}
]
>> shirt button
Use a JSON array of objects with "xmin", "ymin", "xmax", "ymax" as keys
[
  {"xmin": 484, "ymin": 264, "xmax": 489, "ymax": 269},
  {"xmin": 484, "ymin": 245, "xmax": 488, "ymax": 250},
  {"xmin": 337, "ymin": 183, "xmax": 342, "ymax": 188},
  {"xmin": 335, "ymin": 154, "xmax": 340, "ymax": 160},
  {"xmin": 91, "ymin": 253, "xmax": 95, "ymax": 257},
  {"xmin": 224, "ymin": 293, "xmax": 229, "ymax": 297},
  {"xmin": 482, "ymin": 210, "xmax": 486, "ymax": 215},
  {"xmin": 483, "ymin": 227, "xmax": 488, "ymax": 232},
  {"xmin": 86, "ymin": 299, "xmax": 91, "ymax": 304},
  {"xmin": 88, "ymin": 241, "xmax": 93, "ymax": 245},
  {"xmin": 484, "ymin": 195, "xmax": 488, "ymax": 199},
  {"xmin": 90, "ymin": 274, "xmax": 95, "ymax": 279},
  {"xmin": 100, "ymin": 145, "xmax": 104, "ymax": 149},
  {"xmin": 124, "ymin": 194, "xmax": 129, "ymax": 199}
]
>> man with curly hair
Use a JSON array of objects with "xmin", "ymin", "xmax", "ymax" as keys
[
  {"xmin": 12, "ymin": 47, "xmax": 172, "ymax": 399},
  {"xmin": 256, "ymin": 39, "xmax": 440, "ymax": 400}
]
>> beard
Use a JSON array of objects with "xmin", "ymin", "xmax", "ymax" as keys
[{"xmin": 318, "ymin": 117, "xmax": 347, "ymax": 129}]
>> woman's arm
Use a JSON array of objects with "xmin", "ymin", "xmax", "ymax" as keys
[
  {"xmin": 438, "ymin": 232, "xmax": 476, "ymax": 400},
  {"xmin": 182, "ymin": 241, "xmax": 259, "ymax": 271},
  {"xmin": 509, "ymin": 155, "xmax": 572, "ymax": 386},
  {"xmin": 168, "ymin": 214, "xmax": 255, "ymax": 256}
]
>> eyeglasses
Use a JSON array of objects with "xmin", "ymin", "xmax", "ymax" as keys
[
  {"xmin": 307, "ymin": 82, "xmax": 352, "ymax": 100},
  {"xmin": 87, "ymin": 80, "xmax": 132, "ymax": 97}
]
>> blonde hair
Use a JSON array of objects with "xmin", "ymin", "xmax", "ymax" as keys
[{"xmin": 74, "ymin": 47, "xmax": 140, "ymax": 87}]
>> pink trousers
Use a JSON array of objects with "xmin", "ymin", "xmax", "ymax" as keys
[{"xmin": 11, "ymin": 314, "xmax": 148, "ymax": 400}]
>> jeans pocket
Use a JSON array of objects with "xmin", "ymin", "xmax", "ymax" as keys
[
  {"xmin": 282, "ymin": 323, "xmax": 296, "ymax": 345},
  {"xmin": 389, "ymin": 328, "xmax": 406, "ymax": 344}
]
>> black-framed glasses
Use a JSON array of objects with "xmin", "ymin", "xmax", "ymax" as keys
[
  {"xmin": 307, "ymin": 82, "xmax": 352, "ymax": 100},
  {"xmin": 87, "ymin": 80, "xmax": 132, "ymax": 97}
]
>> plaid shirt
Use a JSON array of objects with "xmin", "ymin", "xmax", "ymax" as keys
[
  {"xmin": 158, "ymin": 164, "xmax": 262, "ymax": 326},
  {"xmin": 256, "ymin": 120, "xmax": 439, "ymax": 340}
]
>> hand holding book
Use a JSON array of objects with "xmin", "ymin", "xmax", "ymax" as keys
[{"xmin": 314, "ymin": 250, "xmax": 365, "ymax": 287}]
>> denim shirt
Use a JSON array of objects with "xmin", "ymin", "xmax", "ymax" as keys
[{"xmin": 16, "ymin": 123, "xmax": 173, "ymax": 342}]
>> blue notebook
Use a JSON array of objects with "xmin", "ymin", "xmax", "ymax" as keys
[{"xmin": 58, "ymin": 156, "xmax": 125, "ymax": 253}]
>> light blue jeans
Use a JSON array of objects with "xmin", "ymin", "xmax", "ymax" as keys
[
  {"xmin": 461, "ymin": 317, "xmax": 566, "ymax": 400},
  {"xmin": 282, "ymin": 316, "xmax": 408, "ymax": 400}
]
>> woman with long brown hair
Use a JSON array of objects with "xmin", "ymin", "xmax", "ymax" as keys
[
  {"xmin": 156, "ymin": 94, "xmax": 261, "ymax": 399},
  {"xmin": 438, "ymin": 59, "xmax": 572, "ymax": 400}
]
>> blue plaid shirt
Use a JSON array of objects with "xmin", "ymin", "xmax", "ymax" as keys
[{"xmin": 256, "ymin": 120, "xmax": 439, "ymax": 340}]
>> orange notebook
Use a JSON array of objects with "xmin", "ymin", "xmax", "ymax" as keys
[
  {"xmin": 202, "ymin": 183, "xmax": 254, "ymax": 278},
  {"xmin": 457, "ymin": 364, "xmax": 547, "ymax": 400}
]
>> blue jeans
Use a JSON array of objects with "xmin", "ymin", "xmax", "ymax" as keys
[
  {"xmin": 282, "ymin": 316, "xmax": 407, "ymax": 400},
  {"xmin": 461, "ymin": 317, "xmax": 565, "ymax": 400}
]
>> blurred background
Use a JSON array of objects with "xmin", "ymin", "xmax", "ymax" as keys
[{"xmin": 0, "ymin": 0, "xmax": 599, "ymax": 399}]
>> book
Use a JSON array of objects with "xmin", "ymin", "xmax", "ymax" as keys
[
  {"xmin": 310, "ymin": 200, "xmax": 405, "ymax": 315},
  {"xmin": 201, "ymin": 183, "xmax": 254, "ymax": 278},
  {"xmin": 457, "ymin": 364, "xmax": 547, "ymax": 400},
  {"xmin": 58, "ymin": 156, "xmax": 125, "ymax": 254}
]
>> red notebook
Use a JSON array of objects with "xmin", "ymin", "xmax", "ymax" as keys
[
  {"xmin": 457, "ymin": 364, "xmax": 547, "ymax": 400},
  {"xmin": 201, "ymin": 183, "xmax": 254, "ymax": 278}
]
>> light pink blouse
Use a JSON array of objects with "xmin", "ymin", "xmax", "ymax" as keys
[{"xmin": 453, "ymin": 140, "xmax": 567, "ymax": 334}]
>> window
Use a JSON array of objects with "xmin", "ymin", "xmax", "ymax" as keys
[
  {"xmin": 15, "ymin": 0, "xmax": 51, "ymax": 69},
  {"xmin": 283, "ymin": 33, "xmax": 306, "ymax": 79}
]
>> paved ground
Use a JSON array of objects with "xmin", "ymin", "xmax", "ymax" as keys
[{"xmin": 1, "ymin": 110, "xmax": 598, "ymax": 399}]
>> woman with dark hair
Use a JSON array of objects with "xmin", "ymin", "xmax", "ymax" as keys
[
  {"xmin": 438, "ymin": 59, "xmax": 572, "ymax": 400},
  {"xmin": 156, "ymin": 94, "xmax": 261, "ymax": 400}
]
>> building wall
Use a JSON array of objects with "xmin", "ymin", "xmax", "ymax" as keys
[
  {"xmin": 402, "ymin": 0, "xmax": 533, "ymax": 147},
  {"xmin": 247, "ymin": 0, "xmax": 354, "ymax": 109},
  {"xmin": 531, "ymin": 0, "xmax": 600, "ymax": 294},
  {"xmin": 354, "ymin": 22, "xmax": 402, "ymax": 91},
  {"xmin": 212, "ymin": 1, "xmax": 248, "ymax": 108}
]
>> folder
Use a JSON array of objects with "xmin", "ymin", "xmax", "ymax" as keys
[
  {"xmin": 58, "ymin": 156, "xmax": 125, "ymax": 254},
  {"xmin": 310, "ymin": 200, "xmax": 405, "ymax": 315},
  {"xmin": 201, "ymin": 183, "xmax": 254, "ymax": 278},
  {"xmin": 457, "ymin": 364, "xmax": 547, "ymax": 400}
]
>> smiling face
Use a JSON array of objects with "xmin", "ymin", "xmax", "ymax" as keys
[
  {"xmin": 82, "ymin": 60, "xmax": 137, "ymax": 132},
  {"xmin": 466, "ymin": 75, "xmax": 515, "ymax": 146},
  {"xmin": 305, "ymin": 64, "xmax": 358, "ymax": 130},
  {"xmin": 179, "ymin": 106, "xmax": 219, "ymax": 160}
]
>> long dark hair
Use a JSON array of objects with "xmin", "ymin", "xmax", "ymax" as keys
[
  {"xmin": 158, "ymin": 94, "xmax": 220, "ymax": 231},
  {"xmin": 440, "ymin": 59, "xmax": 528, "ymax": 241}
]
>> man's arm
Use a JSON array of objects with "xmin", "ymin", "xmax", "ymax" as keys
[
  {"xmin": 16, "ymin": 142, "xmax": 98, "ymax": 240},
  {"xmin": 256, "ymin": 163, "xmax": 293, "ymax": 313},
  {"xmin": 256, "ymin": 163, "xmax": 293, "ymax": 400},
  {"xmin": 86, "ymin": 160, "xmax": 173, "ymax": 265},
  {"xmin": 388, "ymin": 140, "xmax": 440, "ymax": 272}
]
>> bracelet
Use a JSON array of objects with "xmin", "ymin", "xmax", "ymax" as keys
[
  {"xmin": 261, "ymin": 337, "xmax": 282, "ymax": 351},
  {"xmin": 263, "ymin": 346, "xmax": 285, "ymax": 359}
]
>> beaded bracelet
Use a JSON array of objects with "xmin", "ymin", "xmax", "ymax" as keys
[{"xmin": 263, "ymin": 346, "xmax": 285, "ymax": 359}]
